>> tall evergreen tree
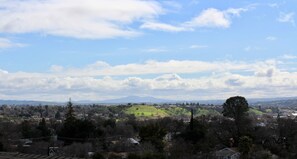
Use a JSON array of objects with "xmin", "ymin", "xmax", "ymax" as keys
[
  {"xmin": 37, "ymin": 118, "xmax": 50, "ymax": 139},
  {"xmin": 65, "ymin": 98, "xmax": 75, "ymax": 123}
]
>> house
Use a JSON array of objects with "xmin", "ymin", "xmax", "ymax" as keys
[{"xmin": 215, "ymin": 148, "xmax": 240, "ymax": 159}]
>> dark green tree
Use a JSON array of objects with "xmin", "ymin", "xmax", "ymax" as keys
[
  {"xmin": 239, "ymin": 136, "xmax": 253, "ymax": 158},
  {"xmin": 65, "ymin": 99, "xmax": 75, "ymax": 122},
  {"xmin": 59, "ymin": 100, "xmax": 97, "ymax": 144},
  {"xmin": 20, "ymin": 120, "xmax": 34, "ymax": 138},
  {"xmin": 55, "ymin": 111, "xmax": 61, "ymax": 119},
  {"xmin": 139, "ymin": 123, "xmax": 166, "ymax": 152},
  {"xmin": 180, "ymin": 118, "xmax": 207, "ymax": 145},
  {"xmin": 37, "ymin": 118, "xmax": 51, "ymax": 139},
  {"xmin": 222, "ymin": 96, "xmax": 251, "ymax": 142},
  {"xmin": 222, "ymin": 96, "xmax": 249, "ymax": 120},
  {"xmin": 58, "ymin": 100, "xmax": 77, "ymax": 144}
]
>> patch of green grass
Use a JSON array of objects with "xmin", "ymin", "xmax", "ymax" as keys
[
  {"xmin": 162, "ymin": 106, "xmax": 191, "ymax": 116},
  {"xmin": 248, "ymin": 108, "xmax": 264, "ymax": 115},
  {"xmin": 195, "ymin": 108, "xmax": 220, "ymax": 116},
  {"xmin": 124, "ymin": 105, "xmax": 221, "ymax": 118},
  {"xmin": 124, "ymin": 105, "xmax": 168, "ymax": 117},
  {"xmin": 265, "ymin": 109, "xmax": 272, "ymax": 113}
]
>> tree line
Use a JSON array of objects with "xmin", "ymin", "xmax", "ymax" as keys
[{"xmin": 1, "ymin": 96, "xmax": 297, "ymax": 158}]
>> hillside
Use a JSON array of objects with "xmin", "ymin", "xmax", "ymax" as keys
[{"xmin": 123, "ymin": 105, "xmax": 221, "ymax": 119}]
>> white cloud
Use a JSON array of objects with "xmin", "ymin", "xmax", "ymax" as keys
[
  {"xmin": 50, "ymin": 65, "xmax": 64, "ymax": 72},
  {"xmin": 142, "ymin": 48, "xmax": 168, "ymax": 53},
  {"xmin": 244, "ymin": 46, "xmax": 263, "ymax": 52},
  {"xmin": 268, "ymin": 3, "xmax": 279, "ymax": 8},
  {"xmin": 162, "ymin": 1, "xmax": 182, "ymax": 11},
  {"xmin": 255, "ymin": 68, "xmax": 275, "ymax": 77},
  {"xmin": 190, "ymin": 45, "xmax": 208, "ymax": 49},
  {"xmin": 277, "ymin": 12, "xmax": 295, "ymax": 25},
  {"xmin": 266, "ymin": 36, "xmax": 277, "ymax": 41},
  {"xmin": 52, "ymin": 60, "xmax": 257, "ymax": 77},
  {"xmin": 224, "ymin": 8, "xmax": 248, "ymax": 17},
  {"xmin": 0, "ymin": 37, "xmax": 25, "ymax": 48},
  {"xmin": 281, "ymin": 54, "xmax": 297, "ymax": 60},
  {"xmin": 185, "ymin": 8, "xmax": 230, "ymax": 28},
  {"xmin": 141, "ymin": 7, "xmax": 248, "ymax": 32},
  {"xmin": 140, "ymin": 22, "xmax": 188, "ymax": 32},
  {"xmin": 225, "ymin": 78, "xmax": 245, "ymax": 87},
  {"xmin": 0, "ymin": 0, "xmax": 163, "ymax": 39},
  {"xmin": 0, "ymin": 58, "xmax": 296, "ymax": 101},
  {"xmin": 184, "ymin": 7, "xmax": 247, "ymax": 28}
]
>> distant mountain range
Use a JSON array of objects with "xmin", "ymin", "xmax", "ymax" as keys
[
  {"xmin": 0, "ymin": 96, "xmax": 297, "ymax": 106},
  {"xmin": 0, "ymin": 100, "xmax": 61, "ymax": 106},
  {"xmin": 99, "ymin": 96, "xmax": 175, "ymax": 104}
]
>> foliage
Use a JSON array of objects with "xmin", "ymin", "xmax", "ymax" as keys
[
  {"xmin": 128, "ymin": 152, "xmax": 165, "ymax": 159},
  {"xmin": 58, "ymin": 101, "xmax": 98, "ymax": 144},
  {"xmin": 92, "ymin": 152, "xmax": 105, "ymax": 159},
  {"xmin": 222, "ymin": 96, "xmax": 249, "ymax": 120},
  {"xmin": 179, "ymin": 118, "xmax": 207, "ymax": 144},
  {"xmin": 37, "ymin": 118, "xmax": 51, "ymax": 140},
  {"xmin": 222, "ymin": 96, "xmax": 251, "ymax": 143},
  {"xmin": 4, "ymin": 96, "xmax": 297, "ymax": 158},
  {"xmin": 139, "ymin": 123, "xmax": 167, "ymax": 152},
  {"xmin": 65, "ymin": 100, "xmax": 75, "ymax": 123},
  {"xmin": 20, "ymin": 120, "xmax": 46, "ymax": 138},
  {"xmin": 239, "ymin": 136, "xmax": 253, "ymax": 157}
]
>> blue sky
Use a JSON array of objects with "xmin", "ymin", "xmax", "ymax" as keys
[{"xmin": 0, "ymin": 0, "xmax": 296, "ymax": 101}]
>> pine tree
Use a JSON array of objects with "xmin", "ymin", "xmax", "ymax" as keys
[
  {"xmin": 37, "ymin": 118, "xmax": 50, "ymax": 139},
  {"xmin": 65, "ymin": 98, "xmax": 75, "ymax": 123}
]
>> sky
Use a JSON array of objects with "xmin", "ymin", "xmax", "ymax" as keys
[{"xmin": 0, "ymin": 0, "xmax": 296, "ymax": 102}]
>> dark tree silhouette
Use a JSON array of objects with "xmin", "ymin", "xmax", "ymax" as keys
[
  {"xmin": 222, "ymin": 96, "xmax": 249, "ymax": 120},
  {"xmin": 37, "ymin": 118, "xmax": 50, "ymax": 140},
  {"xmin": 65, "ymin": 99, "xmax": 75, "ymax": 123},
  {"xmin": 59, "ymin": 99, "xmax": 97, "ymax": 144},
  {"xmin": 239, "ymin": 136, "xmax": 253, "ymax": 158},
  {"xmin": 222, "ymin": 96, "xmax": 251, "ymax": 144},
  {"xmin": 139, "ymin": 123, "xmax": 166, "ymax": 152}
]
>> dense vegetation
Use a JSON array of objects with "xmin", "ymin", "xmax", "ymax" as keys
[{"xmin": 0, "ymin": 96, "xmax": 297, "ymax": 158}]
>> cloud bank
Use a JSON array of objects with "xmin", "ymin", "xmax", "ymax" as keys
[{"xmin": 0, "ymin": 58, "xmax": 297, "ymax": 101}]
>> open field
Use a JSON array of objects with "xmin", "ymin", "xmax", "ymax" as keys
[{"xmin": 123, "ymin": 105, "xmax": 222, "ymax": 118}]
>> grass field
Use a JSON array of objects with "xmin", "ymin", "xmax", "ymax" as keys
[
  {"xmin": 124, "ymin": 105, "xmax": 168, "ymax": 118},
  {"xmin": 161, "ymin": 106, "xmax": 191, "ymax": 116},
  {"xmin": 195, "ymin": 108, "xmax": 221, "ymax": 116},
  {"xmin": 248, "ymin": 108, "xmax": 264, "ymax": 115},
  {"xmin": 124, "ymin": 105, "xmax": 221, "ymax": 118}
]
